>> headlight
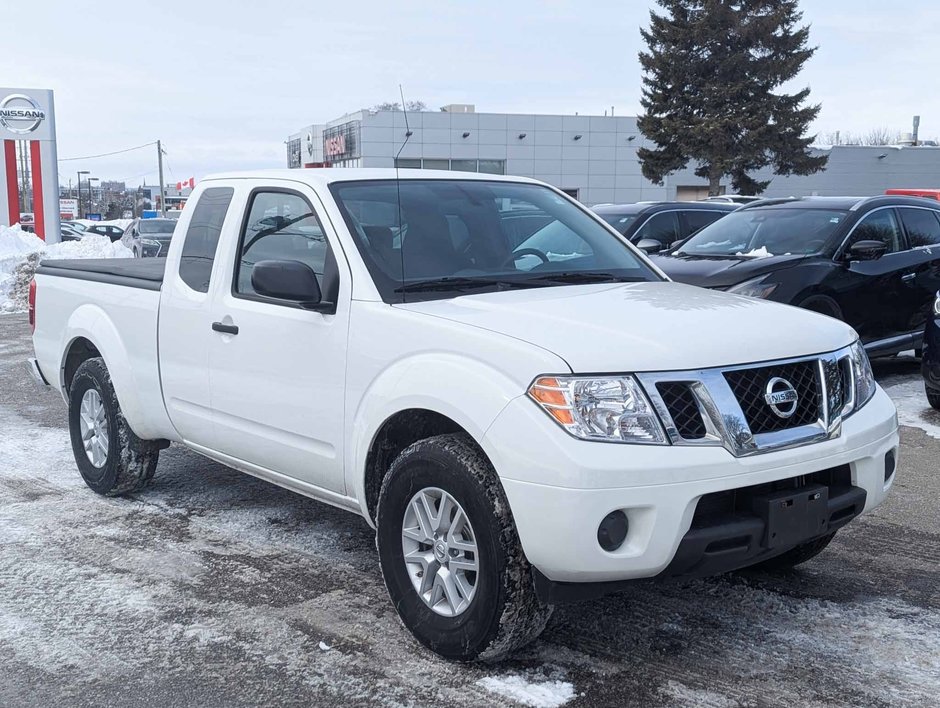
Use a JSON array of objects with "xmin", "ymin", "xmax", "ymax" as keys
[
  {"xmin": 726, "ymin": 275, "xmax": 778, "ymax": 299},
  {"xmin": 528, "ymin": 375, "xmax": 668, "ymax": 444},
  {"xmin": 933, "ymin": 291, "xmax": 940, "ymax": 316},
  {"xmin": 843, "ymin": 340, "xmax": 876, "ymax": 417},
  {"xmin": 140, "ymin": 238, "xmax": 162, "ymax": 256}
]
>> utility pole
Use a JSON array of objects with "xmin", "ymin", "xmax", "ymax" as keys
[{"xmin": 157, "ymin": 140, "xmax": 166, "ymax": 217}]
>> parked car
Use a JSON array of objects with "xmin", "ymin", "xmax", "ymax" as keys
[
  {"xmin": 60, "ymin": 223, "xmax": 85, "ymax": 241},
  {"xmin": 83, "ymin": 223, "xmax": 125, "ymax": 242},
  {"xmin": 121, "ymin": 218, "xmax": 178, "ymax": 257},
  {"xmin": 923, "ymin": 292, "xmax": 940, "ymax": 409},
  {"xmin": 651, "ymin": 196, "xmax": 940, "ymax": 358},
  {"xmin": 28, "ymin": 170, "xmax": 898, "ymax": 661},
  {"xmin": 592, "ymin": 201, "xmax": 735, "ymax": 251}
]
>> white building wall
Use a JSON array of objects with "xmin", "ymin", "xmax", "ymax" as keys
[{"xmin": 290, "ymin": 110, "xmax": 940, "ymax": 205}]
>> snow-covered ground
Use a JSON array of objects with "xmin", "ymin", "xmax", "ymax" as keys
[{"xmin": 0, "ymin": 225, "xmax": 132, "ymax": 313}]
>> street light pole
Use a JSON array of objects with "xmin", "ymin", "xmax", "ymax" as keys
[
  {"xmin": 157, "ymin": 140, "xmax": 166, "ymax": 217},
  {"xmin": 77, "ymin": 170, "xmax": 89, "ymax": 219}
]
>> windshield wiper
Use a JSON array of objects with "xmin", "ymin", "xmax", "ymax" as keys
[
  {"xmin": 524, "ymin": 271, "xmax": 643, "ymax": 285},
  {"xmin": 394, "ymin": 276, "xmax": 540, "ymax": 293}
]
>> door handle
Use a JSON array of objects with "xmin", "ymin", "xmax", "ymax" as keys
[
  {"xmin": 211, "ymin": 321, "xmax": 239, "ymax": 335},
  {"xmin": 901, "ymin": 272, "xmax": 917, "ymax": 283}
]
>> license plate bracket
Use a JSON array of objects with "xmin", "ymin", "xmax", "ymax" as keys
[{"xmin": 750, "ymin": 484, "xmax": 829, "ymax": 550}]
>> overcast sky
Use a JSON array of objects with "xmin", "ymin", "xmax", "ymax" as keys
[{"xmin": 4, "ymin": 0, "xmax": 939, "ymax": 186}]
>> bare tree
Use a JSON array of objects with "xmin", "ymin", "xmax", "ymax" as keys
[
  {"xmin": 862, "ymin": 126, "xmax": 898, "ymax": 146},
  {"xmin": 371, "ymin": 100, "xmax": 427, "ymax": 112},
  {"xmin": 819, "ymin": 127, "xmax": 900, "ymax": 146}
]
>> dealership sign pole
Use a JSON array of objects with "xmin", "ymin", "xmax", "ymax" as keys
[{"xmin": 0, "ymin": 88, "xmax": 60, "ymax": 242}]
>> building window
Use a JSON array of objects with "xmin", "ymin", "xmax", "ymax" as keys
[
  {"xmin": 392, "ymin": 158, "xmax": 506, "ymax": 174},
  {"xmin": 450, "ymin": 159, "xmax": 478, "ymax": 172},
  {"xmin": 422, "ymin": 159, "xmax": 450, "ymax": 171}
]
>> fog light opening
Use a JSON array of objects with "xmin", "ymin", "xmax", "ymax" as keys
[
  {"xmin": 884, "ymin": 449, "xmax": 896, "ymax": 483},
  {"xmin": 597, "ymin": 510, "xmax": 629, "ymax": 552}
]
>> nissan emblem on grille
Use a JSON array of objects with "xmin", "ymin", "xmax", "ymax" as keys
[{"xmin": 763, "ymin": 377, "xmax": 799, "ymax": 418}]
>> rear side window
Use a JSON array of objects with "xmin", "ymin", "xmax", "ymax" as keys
[
  {"xmin": 634, "ymin": 211, "xmax": 680, "ymax": 245},
  {"xmin": 899, "ymin": 208, "xmax": 940, "ymax": 247},
  {"xmin": 179, "ymin": 187, "xmax": 234, "ymax": 292},
  {"xmin": 683, "ymin": 210, "xmax": 726, "ymax": 236}
]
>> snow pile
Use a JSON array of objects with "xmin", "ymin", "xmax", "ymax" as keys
[
  {"xmin": 735, "ymin": 246, "xmax": 774, "ymax": 258},
  {"xmin": 477, "ymin": 672, "xmax": 576, "ymax": 707},
  {"xmin": 0, "ymin": 224, "xmax": 132, "ymax": 313}
]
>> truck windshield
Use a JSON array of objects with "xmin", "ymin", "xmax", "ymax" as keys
[
  {"xmin": 330, "ymin": 179, "xmax": 660, "ymax": 302},
  {"xmin": 676, "ymin": 208, "xmax": 848, "ymax": 258}
]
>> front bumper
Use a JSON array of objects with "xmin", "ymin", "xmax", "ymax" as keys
[{"xmin": 484, "ymin": 385, "xmax": 898, "ymax": 585}]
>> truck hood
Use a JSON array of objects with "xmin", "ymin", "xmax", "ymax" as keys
[
  {"xmin": 649, "ymin": 253, "xmax": 808, "ymax": 289},
  {"xmin": 396, "ymin": 281, "xmax": 857, "ymax": 373}
]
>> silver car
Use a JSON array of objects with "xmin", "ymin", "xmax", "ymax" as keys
[{"xmin": 121, "ymin": 218, "xmax": 177, "ymax": 257}]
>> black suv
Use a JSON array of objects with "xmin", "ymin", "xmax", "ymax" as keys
[
  {"xmin": 592, "ymin": 201, "xmax": 736, "ymax": 250},
  {"xmin": 652, "ymin": 196, "xmax": 940, "ymax": 356}
]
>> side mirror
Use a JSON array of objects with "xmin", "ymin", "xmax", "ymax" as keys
[
  {"xmin": 636, "ymin": 238, "xmax": 664, "ymax": 254},
  {"xmin": 251, "ymin": 259, "xmax": 333, "ymax": 312},
  {"xmin": 846, "ymin": 240, "xmax": 888, "ymax": 262}
]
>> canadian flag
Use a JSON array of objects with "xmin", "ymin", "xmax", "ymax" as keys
[{"xmin": 176, "ymin": 177, "xmax": 195, "ymax": 191}]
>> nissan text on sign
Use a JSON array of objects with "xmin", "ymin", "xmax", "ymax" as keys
[{"xmin": 0, "ymin": 88, "xmax": 60, "ymax": 242}]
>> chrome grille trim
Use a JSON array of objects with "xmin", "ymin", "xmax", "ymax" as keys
[{"xmin": 637, "ymin": 345, "xmax": 856, "ymax": 457}]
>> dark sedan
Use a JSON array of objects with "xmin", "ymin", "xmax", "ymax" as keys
[
  {"xmin": 651, "ymin": 196, "xmax": 940, "ymax": 357},
  {"xmin": 592, "ymin": 201, "xmax": 736, "ymax": 250}
]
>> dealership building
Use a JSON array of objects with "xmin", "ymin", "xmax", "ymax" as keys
[{"xmin": 287, "ymin": 105, "xmax": 940, "ymax": 205}]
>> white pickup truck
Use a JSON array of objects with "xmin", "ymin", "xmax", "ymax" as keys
[{"xmin": 28, "ymin": 169, "xmax": 899, "ymax": 661}]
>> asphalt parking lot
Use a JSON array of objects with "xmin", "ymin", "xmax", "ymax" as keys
[{"xmin": 1, "ymin": 312, "xmax": 938, "ymax": 708}]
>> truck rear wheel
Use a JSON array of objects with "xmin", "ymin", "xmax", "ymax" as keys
[
  {"xmin": 745, "ymin": 531, "xmax": 837, "ymax": 572},
  {"xmin": 68, "ymin": 357, "xmax": 161, "ymax": 496},
  {"xmin": 376, "ymin": 433, "xmax": 552, "ymax": 662}
]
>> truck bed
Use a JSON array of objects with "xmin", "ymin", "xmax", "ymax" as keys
[{"xmin": 37, "ymin": 258, "xmax": 166, "ymax": 291}]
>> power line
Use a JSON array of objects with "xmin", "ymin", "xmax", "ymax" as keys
[{"xmin": 58, "ymin": 141, "xmax": 158, "ymax": 162}]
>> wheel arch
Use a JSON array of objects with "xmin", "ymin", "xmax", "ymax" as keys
[{"xmin": 59, "ymin": 304, "xmax": 173, "ymax": 441}]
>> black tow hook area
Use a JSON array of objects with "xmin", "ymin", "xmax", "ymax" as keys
[{"xmin": 663, "ymin": 484, "xmax": 866, "ymax": 578}]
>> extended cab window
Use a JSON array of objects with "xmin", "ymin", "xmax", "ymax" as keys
[
  {"xmin": 634, "ymin": 211, "xmax": 680, "ymax": 245},
  {"xmin": 899, "ymin": 207, "xmax": 940, "ymax": 247},
  {"xmin": 235, "ymin": 191, "xmax": 329, "ymax": 297},
  {"xmin": 179, "ymin": 187, "xmax": 234, "ymax": 292}
]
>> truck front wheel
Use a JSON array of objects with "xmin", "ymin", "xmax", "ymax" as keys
[
  {"xmin": 376, "ymin": 433, "xmax": 552, "ymax": 661},
  {"xmin": 68, "ymin": 357, "xmax": 161, "ymax": 496}
]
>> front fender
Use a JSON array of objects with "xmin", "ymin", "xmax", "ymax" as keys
[{"xmin": 347, "ymin": 352, "xmax": 544, "ymax": 520}]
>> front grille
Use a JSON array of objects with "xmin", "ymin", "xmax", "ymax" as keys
[
  {"xmin": 724, "ymin": 360, "xmax": 820, "ymax": 434},
  {"xmin": 657, "ymin": 382, "xmax": 707, "ymax": 440}
]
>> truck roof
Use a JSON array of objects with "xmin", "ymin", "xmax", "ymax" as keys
[{"xmin": 200, "ymin": 168, "xmax": 544, "ymax": 187}]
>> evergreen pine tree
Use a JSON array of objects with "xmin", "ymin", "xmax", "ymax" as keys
[{"xmin": 637, "ymin": 0, "xmax": 827, "ymax": 196}]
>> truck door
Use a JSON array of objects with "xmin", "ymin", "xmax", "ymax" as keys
[
  {"xmin": 158, "ymin": 186, "xmax": 237, "ymax": 444},
  {"xmin": 205, "ymin": 185, "xmax": 350, "ymax": 495}
]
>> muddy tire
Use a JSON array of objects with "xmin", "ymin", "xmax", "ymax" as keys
[
  {"xmin": 68, "ymin": 357, "xmax": 162, "ymax": 496},
  {"xmin": 927, "ymin": 385, "xmax": 940, "ymax": 411},
  {"xmin": 376, "ymin": 433, "xmax": 553, "ymax": 662},
  {"xmin": 745, "ymin": 532, "xmax": 837, "ymax": 572}
]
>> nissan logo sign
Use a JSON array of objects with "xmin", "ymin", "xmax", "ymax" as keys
[
  {"xmin": 324, "ymin": 134, "xmax": 346, "ymax": 157},
  {"xmin": 0, "ymin": 94, "xmax": 45, "ymax": 135}
]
